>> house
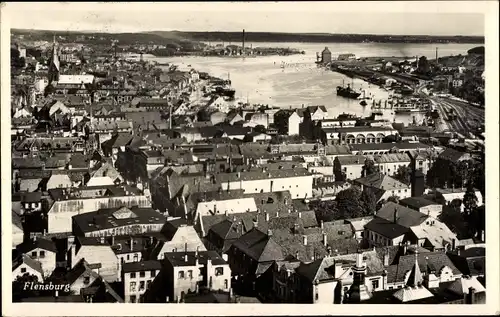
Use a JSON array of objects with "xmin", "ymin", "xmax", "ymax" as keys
[
  {"xmin": 20, "ymin": 192, "xmax": 43, "ymax": 215},
  {"xmin": 65, "ymin": 258, "xmax": 124, "ymax": 302},
  {"xmin": 46, "ymin": 185, "xmax": 151, "ymax": 234},
  {"xmin": 160, "ymin": 250, "xmax": 232, "ymax": 302},
  {"xmin": 399, "ymin": 197, "xmax": 443, "ymax": 219},
  {"xmin": 16, "ymin": 237, "xmax": 57, "ymax": 277},
  {"xmin": 370, "ymin": 153, "xmax": 412, "ymax": 177},
  {"xmin": 68, "ymin": 236, "xmax": 120, "ymax": 283},
  {"xmin": 12, "ymin": 254, "xmax": 44, "ymax": 283},
  {"xmin": 215, "ymin": 167, "xmax": 313, "ymax": 200},
  {"xmin": 72, "ymin": 206, "xmax": 166, "ymax": 238},
  {"xmin": 349, "ymin": 142, "xmax": 431, "ymax": 156},
  {"xmin": 306, "ymin": 106, "xmax": 328, "ymax": 122},
  {"xmin": 122, "ymin": 260, "xmax": 162, "ymax": 303},
  {"xmin": 321, "ymin": 126, "xmax": 398, "ymax": 145},
  {"xmin": 154, "ymin": 219, "xmax": 207, "ymax": 260},
  {"xmin": 353, "ymin": 173, "xmax": 411, "ymax": 202},
  {"xmin": 447, "ymin": 246, "xmax": 485, "ymax": 278},
  {"xmin": 85, "ymin": 161, "xmax": 124, "ymax": 186},
  {"xmin": 364, "ymin": 217, "xmax": 408, "ymax": 247},
  {"xmin": 333, "ymin": 155, "xmax": 366, "ymax": 181},
  {"xmin": 433, "ymin": 188, "xmax": 484, "ymax": 212},
  {"xmin": 46, "ymin": 174, "xmax": 73, "ymax": 190},
  {"xmin": 273, "ymin": 110, "xmax": 302, "ymax": 136}
]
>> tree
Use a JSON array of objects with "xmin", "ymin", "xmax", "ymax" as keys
[
  {"xmin": 361, "ymin": 159, "xmax": 378, "ymax": 177},
  {"xmin": 311, "ymin": 200, "xmax": 338, "ymax": 222},
  {"xmin": 394, "ymin": 165, "xmax": 412, "ymax": 185},
  {"xmin": 335, "ymin": 186, "xmax": 365, "ymax": 219},
  {"xmin": 462, "ymin": 182, "xmax": 478, "ymax": 215},
  {"xmin": 387, "ymin": 195, "xmax": 400, "ymax": 204},
  {"xmin": 12, "ymin": 273, "xmax": 41, "ymax": 301},
  {"xmin": 438, "ymin": 200, "xmax": 470, "ymax": 239},
  {"xmin": 360, "ymin": 189, "xmax": 377, "ymax": 215},
  {"xmin": 253, "ymin": 125, "xmax": 267, "ymax": 134}
]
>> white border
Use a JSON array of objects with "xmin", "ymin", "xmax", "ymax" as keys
[{"xmin": 2, "ymin": 2, "xmax": 499, "ymax": 316}]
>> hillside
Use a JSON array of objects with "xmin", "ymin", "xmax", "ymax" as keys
[{"xmin": 150, "ymin": 31, "xmax": 485, "ymax": 44}]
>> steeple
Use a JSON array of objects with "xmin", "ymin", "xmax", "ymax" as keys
[
  {"xmin": 48, "ymin": 34, "xmax": 60, "ymax": 84},
  {"xmin": 345, "ymin": 251, "xmax": 373, "ymax": 303},
  {"xmin": 406, "ymin": 250, "xmax": 423, "ymax": 287}
]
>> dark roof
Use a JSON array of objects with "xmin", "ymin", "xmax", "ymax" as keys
[
  {"xmin": 12, "ymin": 254, "xmax": 44, "ymax": 275},
  {"xmin": 399, "ymin": 197, "xmax": 440, "ymax": 210},
  {"xmin": 364, "ymin": 217, "xmax": 409, "ymax": 239},
  {"xmin": 17, "ymin": 238, "xmax": 57, "ymax": 253},
  {"xmin": 438, "ymin": 147, "xmax": 469, "ymax": 162},
  {"xmin": 231, "ymin": 228, "xmax": 285, "ymax": 263},
  {"xmin": 122, "ymin": 260, "xmax": 162, "ymax": 273},
  {"xmin": 164, "ymin": 251, "xmax": 226, "ymax": 267},
  {"xmin": 161, "ymin": 218, "xmax": 189, "ymax": 240},
  {"xmin": 21, "ymin": 191, "xmax": 42, "ymax": 203},
  {"xmin": 376, "ymin": 202, "xmax": 429, "ymax": 228},
  {"xmin": 73, "ymin": 206, "xmax": 166, "ymax": 233}
]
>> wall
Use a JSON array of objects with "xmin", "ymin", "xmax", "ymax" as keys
[
  {"xmin": 419, "ymin": 205, "xmax": 443, "ymax": 219},
  {"xmin": 124, "ymin": 269, "xmax": 160, "ymax": 303},
  {"xmin": 378, "ymin": 161, "xmax": 411, "ymax": 176},
  {"xmin": 222, "ymin": 175, "xmax": 313, "ymax": 199},
  {"xmin": 172, "ymin": 265, "xmax": 202, "ymax": 301},
  {"xmin": 48, "ymin": 195, "xmax": 151, "ymax": 233},
  {"xmin": 195, "ymin": 198, "xmax": 258, "ymax": 217},
  {"xmin": 84, "ymin": 223, "xmax": 164, "ymax": 238},
  {"xmin": 117, "ymin": 252, "xmax": 143, "ymax": 281},
  {"xmin": 288, "ymin": 114, "xmax": 300, "ymax": 136},
  {"xmin": 73, "ymin": 245, "xmax": 119, "ymax": 282},
  {"xmin": 314, "ymin": 280, "xmax": 337, "ymax": 304},
  {"xmin": 70, "ymin": 271, "xmax": 99, "ymax": 295},
  {"xmin": 207, "ymin": 262, "xmax": 231, "ymax": 293},
  {"xmin": 157, "ymin": 227, "xmax": 208, "ymax": 260},
  {"xmin": 29, "ymin": 248, "xmax": 56, "ymax": 277},
  {"xmin": 12, "ymin": 263, "xmax": 44, "ymax": 282},
  {"xmin": 13, "ymin": 225, "xmax": 24, "ymax": 248}
]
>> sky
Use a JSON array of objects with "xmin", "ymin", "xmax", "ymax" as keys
[{"xmin": 5, "ymin": 2, "xmax": 485, "ymax": 36}]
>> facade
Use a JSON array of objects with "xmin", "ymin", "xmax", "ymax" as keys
[{"xmin": 122, "ymin": 260, "xmax": 162, "ymax": 303}]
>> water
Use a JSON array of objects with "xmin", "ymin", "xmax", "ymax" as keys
[{"xmin": 144, "ymin": 42, "xmax": 476, "ymax": 125}]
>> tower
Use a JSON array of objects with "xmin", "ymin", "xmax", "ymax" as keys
[
  {"xmin": 345, "ymin": 251, "xmax": 373, "ymax": 303},
  {"xmin": 48, "ymin": 35, "xmax": 60, "ymax": 84}
]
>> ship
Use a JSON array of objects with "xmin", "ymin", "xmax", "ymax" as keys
[{"xmin": 337, "ymin": 80, "xmax": 361, "ymax": 99}]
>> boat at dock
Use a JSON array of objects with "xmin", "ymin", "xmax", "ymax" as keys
[{"xmin": 337, "ymin": 80, "xmax": 361, "ymax": 99}]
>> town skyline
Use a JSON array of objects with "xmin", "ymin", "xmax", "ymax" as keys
[{"xmin": 5, "ymin": 2, "xmax": 485, "ymax": 37}]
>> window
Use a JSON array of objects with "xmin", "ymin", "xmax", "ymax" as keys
[
  {"xmin": 178, "ymin": 271, "xmax": 185, "ymax": 279},
  {"xmin": 39, "ymin": 251, "xmax": 45, "ymax": 258},
  {"xmin": 21, "ymin": 267, "xmax": 27, "ymax": 273},
  {"xmin": 127, "ymin": 254, "xmax": 130, "ymax": 261},
  {"xmin": 315, "ymin": 291, "xmax": 319, "ymax": 301},
  {"xmin": 130, "ymin": 282, "xmax": 136, "ymax": 292},
  {"xmin": 130, "ymin": 295, "xmax": 137, "ymax": 303},
  {"xmin": 31, "ymin": 251, "xmax": 37, "ymax": 257},
  {"xmin": 139, "ymin": 281, "xmax": 145, "ymax": 291},
  {"xmin": 371, "ymin": 279, "xmax": 380, "ymax": 290},
  {"xmin": 83, "ymin": 276, "xmax": 90, "ymax": 285},
  {"xmin": 215, "ymin": 267, "xmax": 224, "ymax": 276},
  {"xmin": 133, "ymin": 254, "xmax": 139, "ymax": 262},
  {"xmin": 130, "ymin": 272, "xmax": 136, "ymax": 278},
  {"xmin": 140, "ymin": 271, "xmax": 145, "ymax": 278},
  {"xmin": 224, "ymin": 279, "xmax": 228, "ymax": 289},
  {"xmin": 187, "ymin": 270, "xmax": 193, "ymax": 279},
  {"xmin": 150, "ymin": 270, "xmax": 156, "ymax": 278}
]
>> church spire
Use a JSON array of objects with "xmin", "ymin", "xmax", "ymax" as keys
[
  {"xmin": 406, "ymin": 250, "xmax": 423, "ymax": 287},
  {"xmin": 48, "ymin": 34, "xmax": 60, "ymax": 84}
]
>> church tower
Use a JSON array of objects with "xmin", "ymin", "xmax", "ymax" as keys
[{"xmin": 48, "ymin": 35, "xmax": 60, "ymax": 84}]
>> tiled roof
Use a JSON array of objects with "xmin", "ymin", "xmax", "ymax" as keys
[
  {"xmin": 364, "ymin": 217, "xmax": 409, "ymax": 239},
  {"xmin": 354, "ymin": 173, "xmax": 409, "ymax": 191},
  {"xmin": 17, "ymin": 237, "xmax": 57, "ymax": 253},
  {"xmin": 399, "ymin": 197, "xmax": 439, "ymax": 209},
  {"xmin": 447, "ymin": 276, "xmax": 486, "ymax": 295},
  {"xmin": 438, "ymin": 147, "xmax": 469, "ymax": 162},
  {"xmin": 376, "ymin": 202, "xmax": 429, "ymax": 228},
  {"xmin": 232, "ymin": 228, "xmax": 285, "ymax": 263},
  {"xmin": 12, "ymin": 254, "xmax": 44, "ymax": 275},
  {"xmin": 336, "ymin": 155, "xmax": 366, "ymax": 165},
  {"xmin": 295, "ymin": 256, "xmax": 336, "ymax": 283}
]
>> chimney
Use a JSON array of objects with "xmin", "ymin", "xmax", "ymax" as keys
[
  {"xmin": 383, "ymin": 249, "xmax": 390, "ymax": 266},
  {"xmin": 225, "ymin": 210, "xmax": 228, "ymax": 217},
  {"xmin": 295, "ymin": 251, "xmax": 299, "ymax": 260},
  {"xmin": 184, "ymin": 254, "xmax": 188, "ymax": 262},
  {"xmin": 393, "ymin": 208, "xmax": 398, "ymax": 223},
  {"xmin": 452, "ymin": 238, "xmax": 456, "ymax": 250},
  {"xmin": 480, "ymin": 230, "xmax": 485, "ymax": 242},
  {"xmin": 54, "ymin": 290, "xmax": 59, "ymax": 299},
  {"xmin": 322, "ymin": 232, "xmax": 327, "ymax": 246},
  {"xmin": 467, "ymin": 287, "xmax": 476, "ymax": 304},
  {"xmin": 293, "ymin": 223, "xmax": 299, "ymax": 234},
  {"xmin": 265, "ymin": 212, "xmax": 269, "ymax": 222},
  {"xmin": 302, "ymin": 235, "xmax": 308, "ymax": 246},
  {"xmin": 298, "ymin": 212, "xmax": 302, "ymax": 219},
  {"xmin": 267, "ymin": 229, "xmax": 273, "ymax": 237},
  {"xmin": 195, "ymin": 246, "xmax": 199, "ymax": 258},
  {"xmin": 320, "ymin": 220, "xmax": 324, "ymax": 229},
  {"xmin": 130, "ymin": 238, "xmax": 134, "ymax": 252}
]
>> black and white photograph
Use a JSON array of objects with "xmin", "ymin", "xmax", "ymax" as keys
[{"xmin": 1, "ymin": 1, "xmax": 498, "ymax": 314}]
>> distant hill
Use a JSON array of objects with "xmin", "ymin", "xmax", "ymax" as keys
[
  {"xmin": 12, "ymin": 29, "xmax": 485, "ymax": 46},
  {"xmin": 467, "ymin": 46, "xmax": 485, "ymax": 55},
  {"xmin": 150, "ymin": 31, "xmax": 485, "ymax": 44}
]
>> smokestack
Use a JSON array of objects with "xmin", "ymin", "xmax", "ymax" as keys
[
  {"xmin": 242, "ymin": 29, "xmax": 245, "ymax": 55},
  {"xmin": 435, "ymin": 47, "xmax": 438, "ymax": 65}
]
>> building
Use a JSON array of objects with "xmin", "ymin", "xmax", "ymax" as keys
[
  {"xmin": 321, "ymin": 47, "xmax": 332, "ymax": 64},
  {"xmin": 122, "ymin": 260, "xmax": 162, "ymax": 303},
  {"xmin": 321, "ymin": 126, "xmax": 397, "ymax": 145},
  {"xmin": 353, "ymin": 173, "xmax": 411, "ymax": 202},
  {"xmin": 399, "ymin": 197, "xmax": 443, "ymax": 219},
  {"xmin": 334, "ymin": 155, "xmax": 366, "ymax": 181},
  {"xmin": 370, "ymin": 153, "xmax": 412, "ymax": 177},
  {"xmin": 338, "ymin": 53, "xmax": 356, "ymax": 61},
  {"xmin": 12, "ymin": 254, "xmax": 45, "ymax": 283},
  {"xmin": 72, "ymin": 206, "xmax": 166, "ymax": 238},
  {"xmin": 162, "ymin": 250, "xmax": 232, "ymax": 302},
  {"xmin": 155, "ymin": 219, "xmax": 207, "ymax": 260},
  {"xmin": 16, "ymin": 237, "xmax": 57, "ymax": 278},
  {"xmin": 215, "ymin": 167, "xmax": 313, "ymax": 200}
]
